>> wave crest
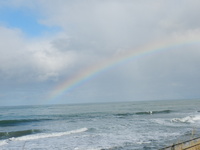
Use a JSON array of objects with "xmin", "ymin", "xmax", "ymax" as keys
[
  {"xmin": 172, "ymin": 115, "xmax": 200, "ymax": 123},
  {"xmin": 0, "ymin": 119, "xmax": 51, "ymax": 127},
  {"xmin": 115, "ymin": 110, "xmax": 172, "ymax": 117},
  {"xmin": 136, "ymin": 110, "xmax": 171, "ymax": 115},
  {"xmin": 10, "ymin": 128, "xmax": 88, "ymax": 141},
  {"xmin": 0, "ymin": 129, "xmax": 42, "ymax": 140}
]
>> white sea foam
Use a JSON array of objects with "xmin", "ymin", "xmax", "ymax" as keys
[
  {"xmin": 75, "ymin": 148, "xmax": 101, "ymax": 150},
  {"xmin": 9, "ymin": 128, "xmax": 88, "ymax": 142},
  {"xmin": 151, "ymin": 119, "xmax": 169, "ymax": 125},
  {"xmin": 192, "ymin": 115, "xmax": 200, "ymax": 121},
  {"xmin": 172, "ymin": 115, "xmax": 200, "ymax": 123},
  {"xmin": 0, "ymin": 140, "xmax": 8, "ymax": 146}
]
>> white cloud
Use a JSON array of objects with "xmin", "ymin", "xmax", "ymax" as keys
[
  {"xmin": 29, "ymin": 36, "xmax": 77, "ymax": 81},
  {"xmin": 0, "ymin": 27, "xmax": 77, "ymax": 82}
]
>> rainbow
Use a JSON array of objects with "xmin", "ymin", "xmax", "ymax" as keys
[{"xmin": 47, "ymin": 38, "xmax": 200, "ymax": 102}]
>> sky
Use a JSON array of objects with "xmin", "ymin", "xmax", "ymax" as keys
[{"xmin": 0, "ymin": 0, "xmax": 200, "ymax": 106}]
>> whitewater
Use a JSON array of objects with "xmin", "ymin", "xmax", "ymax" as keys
[{"xmin": 1, "ymin": 99, "xmax": 200, "ymax": 150}]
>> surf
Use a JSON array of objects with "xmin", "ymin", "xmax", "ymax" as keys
[
  {"xmin": 0, "ymin": 129, "xmax": 42, "ymax": 140},
  {"xmin": 9, "ymin": 128, "xmax": 88, "ymax": 141},
  {"xmin": 171, "ymin": 114, "xmax": 200, "ymax": 123}
]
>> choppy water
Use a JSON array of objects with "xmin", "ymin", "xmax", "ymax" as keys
[{"xmin": 1, "ymin": 99, "xmax": 200, "ymax": 150}]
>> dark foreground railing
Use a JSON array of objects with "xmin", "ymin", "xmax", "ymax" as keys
[{"xmin": 160, "ymin": 136, "xmax": 200, "ymax": 150}]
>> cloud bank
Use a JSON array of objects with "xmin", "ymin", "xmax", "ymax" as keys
[{"xmin": 1, "ymin": 0, "xmax": 200, "ymax": 105}]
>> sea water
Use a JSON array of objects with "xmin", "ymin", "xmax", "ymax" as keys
[{"xmin": 0, "ymin": 99, "xmax": 200, "ymax": 150}]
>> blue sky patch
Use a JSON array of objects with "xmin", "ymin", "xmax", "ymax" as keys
[{"xmin": 0, "ymin": 7, "xmax": 60, "ymax": 37}]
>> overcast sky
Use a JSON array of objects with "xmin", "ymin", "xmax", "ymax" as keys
[{"xmin": 0, "ymin": 0, "xmax": 200, "ymax": 106}]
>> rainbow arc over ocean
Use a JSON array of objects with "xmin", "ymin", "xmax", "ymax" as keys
[{"xmin": 47, "ymin": 38, "xmax": 200, "ymax": 102}]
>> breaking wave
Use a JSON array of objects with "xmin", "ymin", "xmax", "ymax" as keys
[
  {"xmin": 0, "ymin": 128, "xmax": 88, "ymax": 147},
  {"xmin": 10, "ymin": 128, "xmax": 88, "ymax": 141},
  {"xmin": 0, "ymin": 129, "xmax": 42, "ymax": 140},
  {"xmin": 171, "ymin": 115, "xmax": 200, "ymax": 123}
]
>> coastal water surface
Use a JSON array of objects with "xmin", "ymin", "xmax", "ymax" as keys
[{"xmin": 1, "ymin": 99, "xmax": 200, "ymax": 150}]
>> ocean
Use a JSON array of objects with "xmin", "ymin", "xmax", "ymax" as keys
[{"xmin": 0, "ymin": 99, "xmax": 200, "ymax": 150}]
